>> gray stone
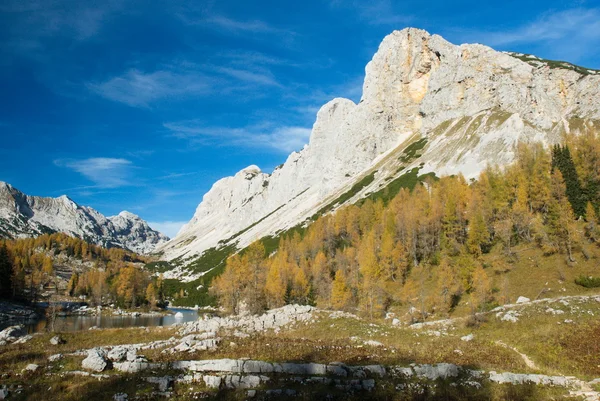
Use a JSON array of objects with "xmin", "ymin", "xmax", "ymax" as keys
[
  {"xmin": 362, "ymin": 379, "xmax": 376, "ymax": 390},
  {"xmin": 516, "ymin": 296, "xmax": 531, "ymax": 304},
  {"xmin": 125, "ymin": 349, "xmax": 137, "ymax": 362},
  {"xmin": 107, "ymin": 347, "xmax": 129, "ymax": 362},
  {"xmin": 113, "ymin": 393, "xmax": 128, "ymax": 401},
  {"xmin": 48, "ymin": 354, "xmax": 63, "ymax": 362},
  {"xmin": 50, "ymin": 335, "xmax": 65, "ymax": 345},
  {"xmin": 24, "ymin": 363, "xmax": 39, "ymax": 373},
  {"xmin": 203, "ymin": 375, "xmax": 222, "ymax": 389},
  {"xmin": 146, "ymin": 376, "xmax": 171, "ymax": 392},
  {"xmin": 461, "ymin": 334, "xmax": 474, "ymax": 342},
  {"xmin": 82, "ymin": 348, "xmax": 109, "ymax": 372},
  {"xmin": 412, "ymin": 363, "xmax": 460, "ymax": 380},
  {"xmin": 0, "ymin": 386, "xmax": 8, "ymax": 400}
]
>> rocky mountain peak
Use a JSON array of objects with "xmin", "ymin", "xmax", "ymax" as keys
[
  {"xmin": 0, "ymin": 183, "xmax": 168, "ymax": 254},
  {"xmin": 157, "ymin": 28, "xmax": 600, "ymax": 266}
]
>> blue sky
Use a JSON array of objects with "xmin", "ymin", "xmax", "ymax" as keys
[{"xmin": 1, "ymin": 0, "xmax": 599, "ymax": 238}]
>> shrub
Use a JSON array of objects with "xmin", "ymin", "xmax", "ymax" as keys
[{"xmin": 574, "ymin": 275, "xmax": 600, "ymax": 288}]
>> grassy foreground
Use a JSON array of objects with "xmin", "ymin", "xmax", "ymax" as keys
[{"xmin": 1, "ymin": 292, "xmax": 598, "ymax": 400}]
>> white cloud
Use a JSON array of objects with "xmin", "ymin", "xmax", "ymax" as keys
[
  {"xmin": 54, "ymin": 157, "xmax": 134, "ymax": 188},
  {"xmin": 87, "ymin": 68, "xmax": 211, "ymax": 107},
  {"xmin": 164, "ymin": 121, "xmax": 311, "ymax": 153},
  {"xmin": 147, "ymin": 220, "xmax": 187, "ymax": 239}
]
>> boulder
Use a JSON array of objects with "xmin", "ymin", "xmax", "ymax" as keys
[
  {"xmin": 24, "ymin": 364, "xmax": 39, "ymax": 372},
  {"xmin": 0, "ymin": 386, "xmax": 8, "ymax": 400},
  {"xmin": 0, "ymin": 325, "xmax": 26, "ymax": 343},
  {"xmin": 48, "ymin": 354, "xmax": 63, "ymax": 362},
  {"xmin": 50, "ymin": 336, "xmax": 65, "ymax": 345},
  {"xmin": 82, "ymin": 348, "xmax": 109, "ymax": 372}
]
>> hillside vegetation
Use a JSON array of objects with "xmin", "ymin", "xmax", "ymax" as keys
[
  {"xmin": 0, "ymin": 233, "xmax": 165, "ymax": 309},
  {"xmin": 211, "ymin": 130, "xmax": 600, "ymax": 320}
]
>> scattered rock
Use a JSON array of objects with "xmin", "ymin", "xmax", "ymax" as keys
[
  {"xmin": 500, "ymin": 311, "xmax": 520, "ymax": 323},
  {"xmin": 0, "ymin": 325, "xmax": 26, "ymax": 344},
  {"xmin": 50, "ymin": 336, "xmax": 65, "ymax": 345},
  {"xmin": 48, "ymin": 354, "xmax": 63, "ymax": 362},
  {"xmin": 24, "ymin": 364, "xmax": 39, "ymax": 373},
  {"xmin": 82, "ymin": 348, "xmax": 109, "ymax": 372},
  {"xmin": 392, "ymin": 318, "xmax": 400, "ymax": 326},
  {"xmin": 516, "ymin": 296, "xmax": 530, "ymax": 304},
  {"xmin": 461, "ymin": 334, "xmax": 474, "ymax": 342},
  {"xmin": 364, "ymin": 340, "xmax": 384, "ymax": 347}
]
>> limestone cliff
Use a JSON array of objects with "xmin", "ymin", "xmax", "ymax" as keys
[{"xmin": 159, "ymin": 28, "xmax": 600, "ymax": 266}]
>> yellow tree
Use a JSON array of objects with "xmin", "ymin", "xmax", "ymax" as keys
[
  {"xmin": 358, "ymin": 230, "xmax": 385, "ymax": 317},
  {"xmin": 146, "ymin": 282, "xmax": 158, "ymax": 308},
  {"xmin": 264, "ymin": 260, "xmax": 286, "ymax": 309},
  {"xmin": 290, "ymin": 265, "xmax": 310, "ymax": 304},
  {"xmin": 433, "ymin": 257, "xmax": 461, "ymax": 316},
  {"xmin": 470, "ymin": 265, "xmax": 490, "ymax": 314},
  {"xmin": 330, "ymin": 269, "xmax": 352, "ymax": 310},
  {"xmin": 244, "ymin": 241, "xmax": 266, "ymax": 314},
  {"xmin": 211, "ymin": 254, "xmax": 246, "ymax": 314}
]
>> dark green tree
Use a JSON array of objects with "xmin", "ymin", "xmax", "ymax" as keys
[
  {"xmin": 552, "ymin": 145, "xmax": 586, "ymax": 218},
  {"xmin": 0, "ymin": 243, "xmax": 13, "ymax": 299}
]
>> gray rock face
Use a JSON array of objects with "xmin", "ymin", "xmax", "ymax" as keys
[
  {"xmin": 0, "ymin": 182, "xmax": 168, "ymax": 254},
  {"xmin": 82, "ymin": 348, "xmax": 109, "ymax": 372},
  {"xmin": 159, "ymin": 27, "xmax": 600, "ymax": 266}
]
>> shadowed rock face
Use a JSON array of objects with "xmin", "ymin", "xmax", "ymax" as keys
[
  {"xmin": 158, "ymin": 27, "xmax": 600, "ymax": 266},
  {"xmin": 0, "ymin": 181, "xmax": 168, "ymax": 254}
]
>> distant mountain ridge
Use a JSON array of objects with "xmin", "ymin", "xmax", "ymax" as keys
[
  {"xmin": 0, "ymin": 181, "xmax": 168, "ymax": 254},
  {"xmin": 157, "ymin": 27, "xmax": 600, "ymax": 270}
]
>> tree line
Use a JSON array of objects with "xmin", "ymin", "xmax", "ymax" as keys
[
  {"xmin": 0, "ymin": 233, "xmax": 165, "ymax": 309},
  {"xmin": 212, "ymin": 130, "xmax": 600, "ymax": 320}
]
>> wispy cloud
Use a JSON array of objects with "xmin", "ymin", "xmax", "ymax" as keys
[
  {"xmin": 202, "ymin": 15, "xmax": 283, "ymax": 34},
  {"xmin": 87, "ymin": 68, "xmax": 212, "ymax": 107},
  {"xmin": 473, "ymin": 8, "xmax": 600, "ymax": 47},
  {"xmin": 164, "ymin": 121, "xmax": 311, "ymax": 153},
  {"xmin": 147, "ymin": 220, "xmax": 188, "ymax": 238},
  {"xmin": 214, "ymin": 66, "xmax": 282, "ymax": 87},
  {"xmin": 54, "ymin": 157, "xmax": 134, "ymax": 188},
  {"xmin": 2, "ymin": 0, "xmax": 122, "ymax": 60},
  {"xmin": 460, "ymin": 8, "xmax": 600, "ymax": 65},
  {"xmin": 88, "ymin": 58, "xmax": 288, "ymax": 107}
]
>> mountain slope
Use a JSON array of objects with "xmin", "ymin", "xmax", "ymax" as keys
[
  {"xmin": 158, "ymin": 27, "xmax": 600, "ymax": 266},
  {"xmin": 0, "ymin": 181, "xmax": 168, "ymax": 254}
]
